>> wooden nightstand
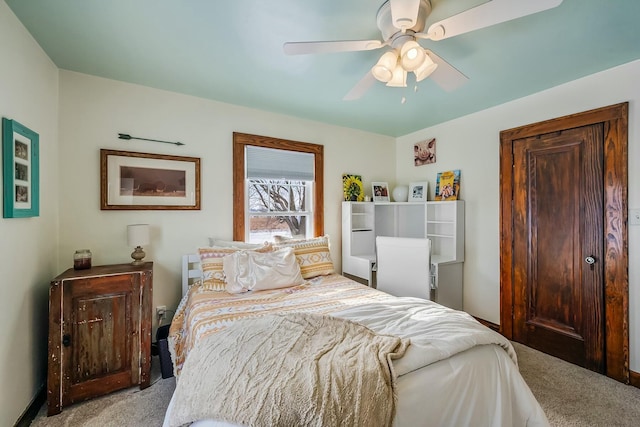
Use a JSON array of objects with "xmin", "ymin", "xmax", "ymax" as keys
[{"xmin": 47, "ymin": 262, "xmax": 153, "ymax": 416}]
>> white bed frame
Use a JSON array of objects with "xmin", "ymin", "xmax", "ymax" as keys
[{"xmin": 181, "ymin": 254, "xmax": 201, "ymax": 296}]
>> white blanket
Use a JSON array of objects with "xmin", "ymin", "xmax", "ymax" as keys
[{"xmin": 329, "ymin": 296, "xmax": 517, "ymax": 377}]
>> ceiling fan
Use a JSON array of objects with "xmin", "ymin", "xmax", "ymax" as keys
[{"xmin": 283, "ymin": 0, "xmax": 563, "ymax": 100}]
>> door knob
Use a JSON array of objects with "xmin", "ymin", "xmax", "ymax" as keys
[{"xmin": 585, "ymin": 256, "xmax": 596, "ymax": 271}]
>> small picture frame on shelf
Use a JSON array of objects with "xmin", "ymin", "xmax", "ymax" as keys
[
  {"xmin": 435, "ymin": 169, "xmax": 461, "ymax": 201},
  {"xmin": 408, "ymin": 181, "xmax": 428, "ymax": 202},
  {"xmin": 371, "ymin": 182, "xmax": 390, "ymax": 202},
  {"xmin": 342, "ymin": 173, "xmax": 364, "ymax": 201}
]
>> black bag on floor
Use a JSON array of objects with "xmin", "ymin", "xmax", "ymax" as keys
[{"xmin": 156, "ymin": 324, "xmax": 174, "ymax": 379}]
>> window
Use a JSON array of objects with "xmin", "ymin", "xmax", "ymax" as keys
[
  {"xmin": 233, "ymin": 133, "xmax": 324, "ymax": 242},
  {"xmin": 247, "ymin": 178, "xmax": 311, "ymax": 242}
]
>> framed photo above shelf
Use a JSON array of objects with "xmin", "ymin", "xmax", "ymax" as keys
[
  {"xmin": 2, "ymin": 118, "xmax": 39, "ymax": 218},
  {"xmin": 100, "ymin": 149, "xmax": 201, "ymax": 210},
  {"xmin": 414, "ymin": 138, "xmax": 436, "ymax": 166}
]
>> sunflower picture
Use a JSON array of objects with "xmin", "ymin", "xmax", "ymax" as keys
[{"xmin": 342, "ymin": 174, "xmax": 364, "ymax": 201}]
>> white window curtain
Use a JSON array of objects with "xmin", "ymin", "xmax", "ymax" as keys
[{"xmin": 246, "ymin": 146, "xmax": 314, "ymax": 181}]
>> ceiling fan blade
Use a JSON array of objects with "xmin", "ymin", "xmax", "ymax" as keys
[
  {"xmin": 424, "ymin": 0, "xmax": 563, "ymax": 41},
  {"xmin": 343, "ymin": 71, "xmax": 377, "ymax": 101},
  {"xmin": 283, "ymin": 40, "xmax": 383, "ymax": 55},
  {"xmin": 425, "ymin": 50, "xmax": 469, "ymax": 92},
  {"xmin": 390, "ymin": 0, "xmax": 421, "ymax": 30}
]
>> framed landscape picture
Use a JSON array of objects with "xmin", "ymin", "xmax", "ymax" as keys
[
  {"xmin": 2, "ymin": 118, "xmax": 39, "ymax": 218},
  {"xmin": 100, "ymin": 149, "xmax": 201, "ymax": 210}
]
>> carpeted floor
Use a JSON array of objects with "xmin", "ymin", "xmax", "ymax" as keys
[
  {"xmin": 31, "ymin": 345, "xmax": 640, "ymax": 426},
  {"xmin": 513, "ymin": 342, "xmax": 640, "ymax": 427},
  {"xmin": 30, "ymin": 357, "xmax": 175, "ymax": 427}
]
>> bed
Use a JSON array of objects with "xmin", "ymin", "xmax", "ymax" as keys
[{"xmin": 163, "ymin": 238, "xmax": 549, "ymax": 427}]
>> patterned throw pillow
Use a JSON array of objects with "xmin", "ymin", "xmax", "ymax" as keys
[
  {"xmin": 273, "ymin": 235, "xmax": 335, "ymax": 279},
  {"xmin": 198, "ymin": 244, "xmax": 272, "ymax": 291}
]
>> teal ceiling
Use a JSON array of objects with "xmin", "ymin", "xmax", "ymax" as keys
[{"xmin": 6, "ymin": 0, "xmax": 640, "ymax": 137}]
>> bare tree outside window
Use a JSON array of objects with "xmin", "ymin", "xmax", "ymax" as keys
[{"xmin": 248, "ymin": 178, "xmax": 311, "ymax": 242}]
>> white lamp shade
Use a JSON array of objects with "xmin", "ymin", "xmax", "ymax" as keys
[
  {"xmin": 400, "ymin": 40, "xmax": 426, "ymax": 72},
  {"xmin": 386, "ymin": 64, "xmax": 407, "ymax": 87},
  {"xmin": 371, "ymin": 51, "xmax": 398, "ymax": 83},
  {"xmin": 127, "ymin": 224, "xmax": 150, "ymax": 247},
  {"xmin": 414, "ymin": 52, "xmax": 438, "ymax": 82}
]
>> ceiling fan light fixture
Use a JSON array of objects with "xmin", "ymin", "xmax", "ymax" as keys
[
  {"xmin": 386, "ymin": 64, "xmax": 407, "ymax": 87},
  {"xmin": 400, "ymin": 40, "xmax": 426, "ymax": 71},
  {"xmin": 414, "ymin": 51, "xmax": 438, "ymax": 82},
  {"xmin": 372, "ymin": 51, "xmax": 398, "ymax": 83}
]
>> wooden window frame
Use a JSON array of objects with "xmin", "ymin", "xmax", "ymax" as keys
[{"xmin": 233, "ymin": 132, "xmax": 324, "ymax": 241}]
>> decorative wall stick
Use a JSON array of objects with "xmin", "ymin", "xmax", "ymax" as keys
[{"xmin": 118, "ymin": 133, "xmax": 185, "ymax": 146}]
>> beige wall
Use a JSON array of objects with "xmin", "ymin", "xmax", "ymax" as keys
[
  {"xmin": 396, "ymin": 59, "xmax": 640, "ymax": 372},
  {"xmin": 57, "ymin": 70, "xmax": 396, "ymax": 335},
  {"xmin": 0, "ymin": 2, "xmax": 59, "ymax": 425},
  {"xmin": 3, "ymin": 3, "xmax": 395, "ymax": 420},
  {"xmin": 4, "ymin": 0, "xmax": 640, "ymax": 420}
]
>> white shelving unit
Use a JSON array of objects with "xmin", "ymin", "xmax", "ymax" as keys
[
  {"xmin": 426, "ymin": 201, "xmax": 464, "ymax": 264},
  {"xmin": 341, "ymin": 200, "xmax": 465, "ymax": 310},
  {"xmin": 341, "ymin": 202, "xmax": 376, "ymax": 285}
]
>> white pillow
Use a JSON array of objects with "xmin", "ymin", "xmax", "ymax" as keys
[
  {"xmin": 223, "ymin": 247, "xmax": 304, "ymax": 294},
  {"xmin": 208, "ymin": 238, "xmax": 266, "ymax": 249}
]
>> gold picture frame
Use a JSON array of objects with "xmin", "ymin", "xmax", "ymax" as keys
[{"xmin": 100, "ymin": 149, "xmax": 201, "ymax": 210}]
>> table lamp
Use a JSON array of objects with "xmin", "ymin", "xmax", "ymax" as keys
[{"xmin": 127, "ymin": 224, "xmax": 150, "ymax": 265}]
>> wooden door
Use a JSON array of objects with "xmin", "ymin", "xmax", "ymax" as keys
[
  {"xmin": 512, "ymin": 125, "xmax": 604, "ymax": 371},
  {"xmin": 500, "ymin": 103, "xmax": 629, "ymax": 382},
  {"xmin": 62, "ymin": 274, "xmax": 140, "ymax": 405}
]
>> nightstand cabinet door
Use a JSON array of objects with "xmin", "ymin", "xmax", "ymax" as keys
[
  {"xmin": 47, "ymin": 263, "xmax": 152, "ymax": 416},
  {"xmin": 63, "ymin": 274, "xmax": 138, "ymax": 405}
]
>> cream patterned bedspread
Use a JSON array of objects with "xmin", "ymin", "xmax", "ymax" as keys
[{"xmin": 168, "ymin": 274, "xmax": 391, "ymax": 375}]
